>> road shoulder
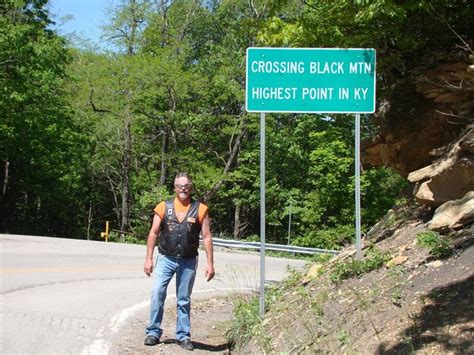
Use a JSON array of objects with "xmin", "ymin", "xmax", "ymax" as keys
[{"xmin": 111, "ymin": 296, "xmax": 235, "ymax": 354}]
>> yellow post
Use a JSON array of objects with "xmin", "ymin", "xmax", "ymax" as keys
[
  {"xmin": 105, "ymin": 221, "xmax": 109, "ymax": 242},
  {"xmin": 100, "ymin": 221, "xmax": 109, "ymax": 242}
]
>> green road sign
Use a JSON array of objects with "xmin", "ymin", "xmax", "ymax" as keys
[{"xmin": 246, "ymin": 47, "xmax": 376, "ymax": 113}]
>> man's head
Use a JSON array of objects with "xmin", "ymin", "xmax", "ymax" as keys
[{"xmin": 174, "ymin": 172, "xmax": 192, "ymax": 203}]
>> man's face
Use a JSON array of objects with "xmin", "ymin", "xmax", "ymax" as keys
[{"xmin": 174, "ymin": 177, "xmax": 192, "ymax": 202}]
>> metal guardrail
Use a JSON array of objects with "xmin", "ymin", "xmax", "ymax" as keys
[{"xmin": 204, "ymin": 237, "xmax": 339, "ymax": 255}]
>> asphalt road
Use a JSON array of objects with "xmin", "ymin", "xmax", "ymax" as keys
[{"xmin": 0, "ymin": 234, "xmax": 306, "ymax": 354}]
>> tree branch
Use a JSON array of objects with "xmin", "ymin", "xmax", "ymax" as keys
[
  {"xmin": 427, "ymin": 3, "xmax": 472, "ymax": 53},
  {"xmin": 435, "ymin": 110, "xmax": 473, "ymax": 123},
  {"xmin": 204, "ymin": 118, "xmax": 247, "ymax": 202},
  {"xmin": 89, "ymin": 89, "xmax": 121, "ymax": 117}
]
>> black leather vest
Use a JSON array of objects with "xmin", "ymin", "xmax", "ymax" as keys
[{"xmin": 158, "ymin": 199, "xmax": 202, "ymax": 258}]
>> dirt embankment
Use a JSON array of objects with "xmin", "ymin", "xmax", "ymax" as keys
[{"xmin": 234, "ymin": 205, "xmax": 474, "ymax": 354}]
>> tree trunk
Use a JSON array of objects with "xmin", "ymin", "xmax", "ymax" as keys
[
  {"xmin": 127, "ymin": 0, "xmax": 137, "ymax": 56},
  {"xmin": 159, "ymin": 126, "xmax": 169, "ymax": 186},
  {"xmin": 87, "ymin": 202, "xmax": 92, "ymax": 240},
  {"xmin": 121, "ymin": 117, "xmax": 132, "ymax": 234},
  {"xmin": 2, "ymin": 159, "xmax": 8, "ymax": 195},
  {"xmin": 204, "ymin": 119, "xmax": 247, "ymax": 202},
  {"xmin": 233, "ymin": 202, "xmax": 241, "ymax": 239}
]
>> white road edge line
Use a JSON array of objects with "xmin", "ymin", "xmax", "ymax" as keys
[{"xmin": 81, "ymin": 287, "xmax": 255, "ymax": 355}]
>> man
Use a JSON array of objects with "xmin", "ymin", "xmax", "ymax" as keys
[{"xmin": 143, "ymin": 172, "xmax": 215, "ymax": 351}]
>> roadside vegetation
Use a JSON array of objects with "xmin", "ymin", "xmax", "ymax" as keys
[
  {"xmin": 416, "ymin": 231, "xmax": 453, "ymax": 259},
  {"xmin": 226, "ymin": 202, "xmax": 472, "ymax": 353},
  {"xmin": 2, "ymin": 1, "xmax": 471, "ymax": 353},
  {"xmin": 13, "ymin": 0, "xmax": 474, "ymax": 250}
]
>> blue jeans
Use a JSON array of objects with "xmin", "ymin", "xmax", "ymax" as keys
[{"xmin": 146, "ymin": 254, "xmax": 197, "ymax": 341}]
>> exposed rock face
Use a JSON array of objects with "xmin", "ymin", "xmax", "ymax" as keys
[
  {"xmin": 362, "ymin": 59, "xmax": 474, "ymax": 178},
  {"xmin": 362, "ymin": 55, "xmax": 474, "ymax": 232},
  {"xmin": 408, "ymin": 126, "xmax": 474, "ymax": 206},
  {"xmin": 428, "ymin": 191, "xmax": 474, "ymax": 232}
]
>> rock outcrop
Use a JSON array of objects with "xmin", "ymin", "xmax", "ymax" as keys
[
  {"xmin": 362, "ymin": 54, "xmax": 474, "ymax": 232},
  {"xmin": 428, "ymin": 191, "xmax": 474, "ymax": 232},
  {"xmin": 408, "ymin": 126, "xmax": 474, "ymax": 207},
  {"xmin": 362, "ymin": 60, "xmax": 473, "ymax": 177}
]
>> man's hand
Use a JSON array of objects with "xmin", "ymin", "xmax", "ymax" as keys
[
  {"xmin": 144, "ymin": 259, "xmax": 154, "ymax": 277},
  {"xmin": 205, "ymin": 264, "xmax": 215, "ymax": 282},
  {"xmin": 144, "ymin": 214, "xmax": 161, "ymax": 277}
]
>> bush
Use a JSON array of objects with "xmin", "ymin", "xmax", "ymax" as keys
[
  {"xmin": 416, "ymin": 231, "xmax": 452, "ymax": 259},
  {"xmin": 227, "ymin": 292, "xmax": 274, "ymax": 352},
  {"xmin": 330, "ymin": 249, "xmax": 390, "ymax": 284},
  {"xmin": 292, "ymin": 224, "xmax": 354, "ymax": 250}
]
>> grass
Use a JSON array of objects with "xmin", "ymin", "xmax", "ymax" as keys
[
  {"xmin": 226, "ymin": 286, "xmax": 280, "ymax": 352},
  {"xmin": 227, "ymin": 266, "xmax": 308, "ymax": 352},
  {"xmin": 226, "ymin": 243, "xmax": 394, "ymax": 351},
  {"xmin": 416, "ymin": 231, "xmax": 452, "ymax": 259},
  {"xmin": 330, "ymin": 249, "xmax": 391, "ymax": 284},
  {"xmin": 338, "ymin": 330, "xmax": 351, "ymax": 346}
]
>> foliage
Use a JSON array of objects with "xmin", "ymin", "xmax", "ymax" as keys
[
  {"xmin": 258, "ymin": 0, "xmax": 474, "ymax": 93},
  {"xmin": 330, "ymin": 248, "xmax": 390, "ymax": 284},
  {"xmin": 0, "ymin": 0, "xmax": 89, "ymax": 237},
  {"xmin": 361, "ymin": 167, "xmax": 408, "ymax": 225},
  {"xmin": 133, "ymin": 184, "xmax": 172, "ymax": 238},
  {"xmin": 293, "ymin": 224, "xmax": 354, "ymax": 250},
  {"xmin": 416, "ymin": 231, "xmax": 453, "ymax": 259},
  {"xmin": 227, "ymin": 293, "xmax": 272, "ymax": 352},
  {"xmin": 228, "ymin": 269, "xmax": 299, "ymax": 351},
  {"xmin": 3, "ymin": 0, "xmax": 469, "ymax": 246}
]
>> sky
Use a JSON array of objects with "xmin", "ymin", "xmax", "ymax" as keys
[{"xmin": 48, "ymin": 0, "xmax": 118, "ymax": 49}]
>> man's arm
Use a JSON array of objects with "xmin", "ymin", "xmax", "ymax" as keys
[
  {"xmin": 144, "ymin": 213, "xmax": 162, "ymax": 277},
  {"xmin": 201, "ymin": 212, "xmax": 215, "ymax": 281}
]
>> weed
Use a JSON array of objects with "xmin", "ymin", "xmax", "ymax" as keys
[
  {"xmin": 402, "ymin": 335, "xmax": 416, "ymax": 353},
  {"xmin": 388, "ymin": 265, "xmax": 406, "ymax": 278},
  {"xmin": 295, "ymin": 285, "xmax": 309, "ymax": 298},
  {"xmin": 357, "ymin": 294, "xmax": 370, "ymax": 310},
  {"xmin": 227, "ymin": 295, "xmax": 272, "ymax": 352},
  {"xmin": 384, "ymin": 214, "xmax": 397, "ymax": 228},
  {"xmin": 349, "ymin": 286, "xmax": 382, "ymax": 341},
  {"xmin": 266, "ymin": 284, "xmax": 283, "ymax": 309},
  {"xmin": 416, "ymin": 231, "xmax": 452, "ymax": 259},
  {"xmin": 338, "ymin": 330, "xmax": 351, "ymax": 346},
  {"xmin": 283, "ymin": 266, "xmax": 303, "ymax": 288},
  {"xmin": 428, "ymin": 289, "xmax": 443, "ymax": 301},
  {"xmin": 309, "ymin": 253, "xmax": 333, "ymax": 264},
  {"xmin": 367, "ymin": 286, "xmax": 381, "ymax": 303},
  {"xmin": 391, "ymin": 287, "xmax": 403, "ymax": 307},
  {"xmin": 227, "ymin": 284, "xmax": 284, "ymax": 352},
  {"xmin": 330, "ymin": 249, "xmax": 390, "ymax": 284}
]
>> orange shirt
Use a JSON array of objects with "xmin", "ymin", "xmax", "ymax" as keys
[{"xmin": 154, "ymin": 198, "xmax": 208, "ymax": 224}]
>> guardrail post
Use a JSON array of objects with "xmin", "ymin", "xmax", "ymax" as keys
[{"xmin": 100, "ymin": 221, "xmax": 109, "ymax": 242}]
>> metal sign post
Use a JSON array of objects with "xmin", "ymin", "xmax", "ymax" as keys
[
  {"xmin": 355, "ymin": 113, "xmax": 362, "ymax": 259},
  {"xmin": 259, "ymin": 112, "xmax": 266, "ymax": 317},
  {"xmin": 246, "ymin": 47, "xmax": 376, "ymax": 317}
]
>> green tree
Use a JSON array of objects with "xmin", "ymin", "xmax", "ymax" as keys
[
  {"xmin": 0, "ymin": 0, "xmax": 88, "ymax": 237},
  {"xmin": 0, "ymin": 0, "xmax": 463, "ymax": 245},
  {"xmin": 258, "ymin": 0, "xmax": 473, "ymax": 92}
]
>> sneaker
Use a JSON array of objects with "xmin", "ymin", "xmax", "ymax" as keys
[
  {"xmin": 178, "ymin": 338, "xmax": 193, "ymax": 351},
  {"xmin": 144, "ymin": 335, "xmax": 160, "ymax": 346}
]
